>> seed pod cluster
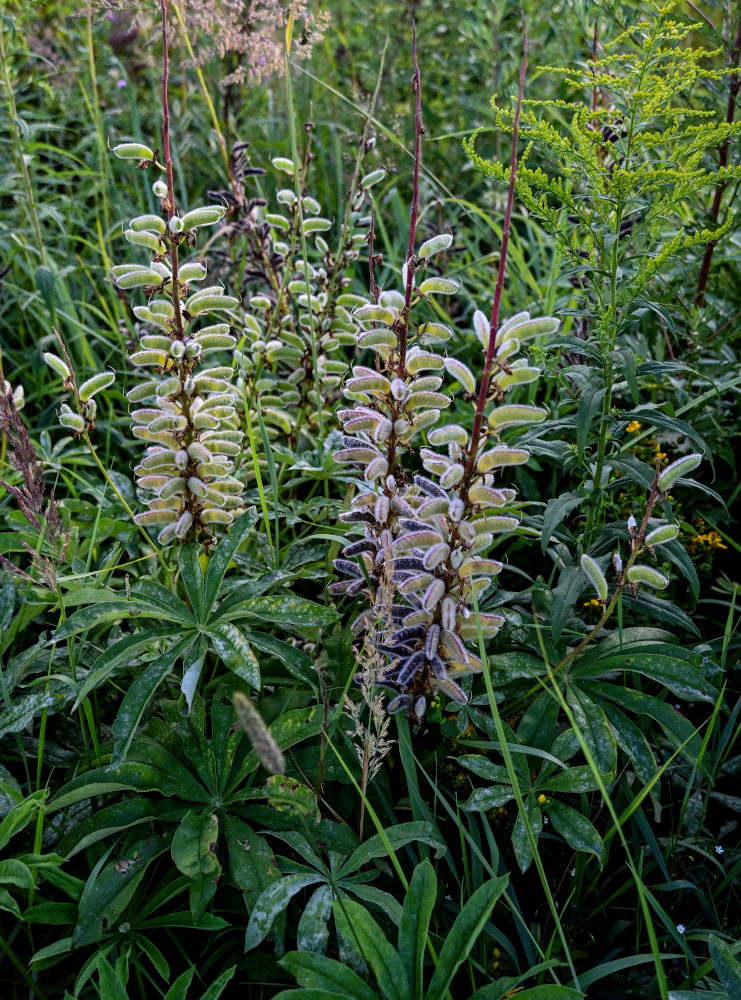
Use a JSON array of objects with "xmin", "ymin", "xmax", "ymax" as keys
[
  {"xmin": 331, "ymin": 237, "xmax": 558, "ymax": 715},
  {"xmin": 114, "ymin": 182, "xmax": 245, "ymax": 545},
  {"xmin": 233, "ymin": 158, "xmax": 376, "ymax": 443}
]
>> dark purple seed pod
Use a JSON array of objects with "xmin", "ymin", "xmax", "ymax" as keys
[
  {"xmin": 378, "ymin": 643, "xmax": 414, "ymax": 657},
  {"xmin": 414, "ymin": 475, "xmax": 447, "ymax": 498},
  {"xmin": 392, "ymin": 557, "xmax": 427, "ymax": 572},
  {"xmin": 388, "ymin": 694, "xmax": 413, "ymax": 714},
  {"xmin": 347, "ymin": 578, "xmax": 368, "ymax": 596},
  {"xmin": 397, "ymin": 650, "xmax": 426, "ymax": 687},
  {"xmin": 333, "ymin": 558, "xmax": 363, "ymax": 578},
  {"xmin": 328, "ymin": 580, "xmax": 354, "ymax": 595},
  {"xmin": 391, "ymin": 625, "xmax": 427, "ymax": 644},
  {"xmin": 392, "ymin": 570, "xmax": 415, "ymax": 583},
  {"xmin": 341, "ymin": 435, "xmax": 371, "ymax": 449},
  {"xmin": 429, "ymin": 654, "xmax": 447, "ymax": 680},
  {"xmin": 425, "ymin": 623, "xmax": 441, "ymax": 659},
  {"xmin": 339, "ymin": 510, "xmax": 377, "ymax": 524},
  {"xmin": 343, "ymin": 539, "xmax": 378, "ymax": 557},
  {"xmin": 390, "ymin": 605, "xmax": 410, "ymax": 621},
  {"xmin": 399, "ymin": 518, "xmax": 430, "ymax": 533}
]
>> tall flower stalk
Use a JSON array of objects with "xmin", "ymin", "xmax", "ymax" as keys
[{"xmin": 331, "ymin": 28, "xmax": 558, "ymax": 716}]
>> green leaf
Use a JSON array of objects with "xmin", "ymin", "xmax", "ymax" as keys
[
  {"xmin": 204, "ymin": 508, "xmax": 259, "ymax": 615},
  {"xmin": 511, "ymin": 794, "xmax": 542, "ymax": 873},
  {"xmin": 74, "ymin": 628, "xmax": 179, "ymax": 707},
  {"xmin": 180, "ymin": 543, "xmax": 205, "ymax": 621},
  {"xmin": 208, "ymin": 622, "xmax": 260, "ymax": 688},
  {"xmin": 297, "ymin": 884, "xmax": 333, "ymax": 954},
  {"xmin": 162, "ymin": 967, "xmax": 196, "ymax": 1000},
  {"xmin": 462, "ymin": 787, "xmax": 516, "ymax": 811},
  {"xmin": 582, "ymin": 653, "xmax": 716, "ymax": 703},
  {"xmin": 171, "ymin": 810, "xmax": 220, "ymax": 881},
  {"xmin": 225, "ymin": 595, "xmax": 338, "ymax": 627},
  {"xmin": 97, "ymin": 956, "xmax": 128, "ymax": 1000},
  {"xmin": 601, "ymin": 703, "xmax": 658, "ymax": 787},
  {"xmin": 398, "ymin": 860, "xmax": 436, "ymax": 1000},
  {"xmin": 551, "ymin": 565, "xmax": 584, "ymax": 643},
  {"xmin": 708, "ymin": 935, "xmax": 741, "ymax": 996},
  {"xmin": 577, "ymin": 381, "xmax": 606, "ymax": 462},
  {"xmin": 280, "ymin": 951, "xmax": 379, "ymax": 1000},
  {"xmin": 539, "ymin": 765, "xmax": 609, "ymax": 794},
  {"xmin": 457, "ymin": 756, "xmax": 512, "ymax": 785},
  {"xmin": 201, "ymin": 966, "xmax": 237, "ymax": 1000},
  {"xmin": 52, "ymin": 601, "xmax": 142, "ymax": 641},
  {"xmin": 338, "ymin": 821, "xmax": 446, "ymax": 878},
  {"xmin": 181, "ymin": 634, "xmax": 208, "ymax": 713},
  {"xmin": 74, "ymin": 835, "xmax": 168, "ymax": 946},
  {"xmin": 547, "ymin": 801, "xmax": 604, "ymax": 863},
  {"xmin": 346, "ymin": 883, "xmax": 402, "ymax": 926},
  {"xmin": 244, "ymin": 873, "xmax": 323, "ymax": 951},
  {"xmin": 565, "ymin": 687, "xmax": 617, "ymax": 778},
  {"xmin": 426, "ymin": 874, "xmax": 509, "ymax": 1000},
  {"xmin": 541, "ymin": 492, "xmax": 582, "ymax": 552},
  {"xmin": 0, "ymin": 791, "xmax": 45, "ymax": 850},
  {"xmin": 111, "ymin": 636, "xmax": 194, "ymax": 766},
  {"xmin": 332, "ymin": 898, "xmax": 410, "ymax": 1000},
  {"xmin": 0, "ymin": 887, "xmax": 21, "ymax": 918},
  {"xmin": 245, "ymin": 631, "xmax": 317, "ymax": 687},
  {"xmin": 0, "ymin": 858, "xmax": 35, "ymax": 890},
  {"xmin": 129, "ymin": 580, "xmax": 196, "ymax": 625}
]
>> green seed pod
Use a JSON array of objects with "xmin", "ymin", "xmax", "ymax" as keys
[
  {"xmin": 360, "ymin": 168, "xmax": 386, "ymax": 189},
  {"xmin": 43, "ymin": 352, "xmax": 71, "ymax": 379},
  {"xmin": 134, "ymin": 509, "xmax": 179, "ymax": 526},
  {"xmin": 271, "ymin": 157, "xmax": 295, "ymax": 173},
  {"xmin": 407, "ymin": 350, "xmax": 444, "ymax": 373},
  {"xmin": 276, "ymin": 188, "xmax": 297, "ymax": 206},
  {"xmin": 152, "ymin": 180, "xmax": 168, "ymax": 198},
  {"xmin": 130, "ymin": 214, "xmax": 167, "ymax": 234},
  {"xmin": 58, "ymin": 407, "xmax": 86, "ymax": 433},
  {"xmin": 443, "ymin": 357, "xmax": 476, "ymax": 393},
  {"xmin": 496, "ymin": 366, "xmax": 541, "ymax": 389},
  {"xmin": 418, "ymin": 276, "xmax": 460, "ymax": 296},
  {"xmin": 302, "ymin": 196, "xmax": 320, "ymax": 215},
  {"xmin": 418, "ymin": 233, "xmax": 453, "ymax": 259},
  {"xmin": 580, "ymin": 554, "xmax": 608, "ymax": 602},
  {"xmin": 200, "ymin": 508, "xmax": 233, "ymax": 525},
  {"xmin": 140, "ymin": 335, "xmax": 172, "ymax": 352},
  {"xmin": 418, "ymin": 322, "xmax": 453, "ymax": 343},
  {"xmin": 187, "ymin": 293, "xmax": 239, "ymax": 316},
  {"xmin": 477, "ymin": 447, "xmax": 530, "ymax": 472},
  {"xmin": 180, "ymin": 206, "xmax": 225, "ymax": 230},
  {"xmin": 302, "ymin": 217, "xmax": 331, "ymax": 234},
  {"xmin": 126, "ymin": 381, "xmax": 158, "ymax": 402},
  {"xmin": 488, "ymin": 404, "xmax": 548, "ymax": 429},
  {"xmin": 353, "ymin": 304, "xmax": 396, "ymax": 324},
  {"xmin": 79, "ymin": 371, "xmax": 115, "ymax": 402},
  {"xmin": 116, "ymin": 269, "xmax": 162, "ymax": 289},
  {"xmin": 179, "ymin": 261, "xmax": 208, "ymax": 283},
  {"xmin": 124, "ymin": 228, "xmax": 163, "ymax": 252},
  {"xmin": 626, "ymin": 565, "xmax": 669, "ymax": 589},
  {"xmin": 644, "ymin": 524, "xmax": 680, "ymax": 547},
  {"xmin": 265, "ymin": 213, "xmax": 290, "ymax": 230},
  {"xmin": 113, "ymin": 142, "xmax": 154, "ymax": 160},
  {"xmin": 658, "ymin": 453, "xmax": 702, "ymax": 492},
  {"xmin": 497, "ymin": 315, "xmax": 559, "ymax": 345}
]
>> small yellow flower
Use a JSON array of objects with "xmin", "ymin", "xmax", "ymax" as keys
[
  {"xmin": 583, "ymin": 598, "xmax": 602, "ymax": 607},
  {"xmin": 626, "ymin": 420, "xmax": 642, "ymax": 433},
  {"xmin": 538, "ymin": 793, "xmax": 547, "ymax": 804}
]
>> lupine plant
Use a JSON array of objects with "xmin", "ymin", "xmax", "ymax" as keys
[{"xmin": 329, "ymin": 27, "xmax": 558, "ymax": 716}]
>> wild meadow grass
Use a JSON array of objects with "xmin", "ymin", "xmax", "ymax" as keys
[{"xmin": 0, "ymin": 1, "xmax": 739, "ymax": 998}]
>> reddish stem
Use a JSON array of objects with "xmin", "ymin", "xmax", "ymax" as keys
[
  {"xmin": 160, "ymin": 0, "xmax": 183, "ymax": 338},
  {"xmin": 694, "ymin": 12, "xmax": 741, "ymax": 309},
  {"xmin": 397, "ymin": 19, "xmax": 422, "ymax": 376},
  {"xmin": 461, "ymin": 21, "xmax": 528, "ymax": 499}
]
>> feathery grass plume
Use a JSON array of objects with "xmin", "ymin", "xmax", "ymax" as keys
[
  {"xmin": 233, "ymin": 690, "xmax": 286, "ymax": 774},
  {"xmin": 330, "ymin": 24, "xmax": 555, "ymax": 716},
  {"xmin": 111, "ymin": 0, "xmax": 245, "ymax": 545},
  {"xmin": 91, "ymin": 0, "xmax": 328, "ymax": 87}
]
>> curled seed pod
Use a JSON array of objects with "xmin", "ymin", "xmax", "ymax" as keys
[
  {"xmin": 44, "ymin": 352, "xmax": 71, "ymax": 379},
  {"xmin": 418, "ymin": 233, "xmax": 453, "ymax": 259},
  {"xmin": 113, "ymin": 142, "xmax": 155, "ymax": 160},
  {"xmin": 78, "ymin": 373, "xmax": 116, "ymax": 402},
  {"xmin": 388, "ymin": 694, "xmax": 413, "ymax": 714},
  {"xmin": 425, "ymin": 623, "xmax": 441, "ymax": 659}
]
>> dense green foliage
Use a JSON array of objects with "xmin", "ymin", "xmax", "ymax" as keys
[{"xmin": 0, "ymin": 0, "xmax": 739, "ymax": 997}]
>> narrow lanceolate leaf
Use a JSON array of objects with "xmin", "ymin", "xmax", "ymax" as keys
[
  {"xmin": 111, "ymin": 637, "xmax": 194, "ymax": 766},
  {"xmin": 425, "ymin": 874, "xmax": 509, "ymax": 1000},
  {"xmin": 580, "ymin": 554, "xmax": 608, "ymax": 602},
  {"xmin": 398, "ymin": 861, "xmax": 436, "ymax": 1000},
  {"xmin": 295, "ymin": 885, "xmax": 333, "ymax": 954},
  {"xmin": 332, "ymin": 899, "xmax": 410, "ymax": 1000},
  {"xmin": 208, "ymin": 622, "xmax": 260, "ymax": 688},
  {"xmin": 626, "ymin": 565, "xmax": 669, "ymax": 589},
  {"xmin": 657, "ymin": 453, "xmax": 702, "ymax": 492},
  {"xmin": 708, "ymin": 935, "xmax": 741, "ymax": 997},
  {"xmin": 244, "ymin": 874, "xmax": 323, "ymax": 952},
  {"xmin": 338, "ymin": 821, "xmax": 446, "ymax": 878},
  {"xmin": 547, "ymin": 801, "xmax": 604, "ymax": 864},
  {"xmin": 279, "ymin": 952, "xmax": 379, "ymax": 1000}
]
